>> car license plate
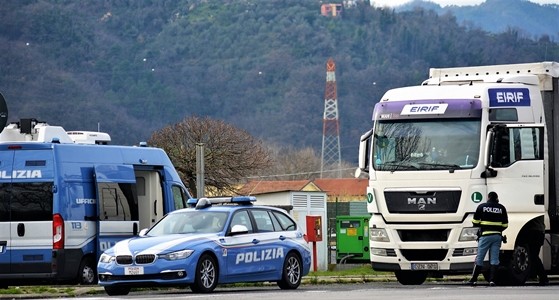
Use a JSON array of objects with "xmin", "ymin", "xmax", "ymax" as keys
[
  {"xmin": 125, "ymin": 266, "xmax": 144, "ymax": 275},
  {"xmin": 411, "ymin": 263, "xmax": 438, "ymax": 270}
]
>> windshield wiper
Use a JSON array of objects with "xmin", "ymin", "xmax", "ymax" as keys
[
  {"xmin": 418, "ymin": 162, "xmax": 461, "ymax": 170},
  {"xmin": 377, "ymin": 161, "xmax": 419, "ymax": 171}
]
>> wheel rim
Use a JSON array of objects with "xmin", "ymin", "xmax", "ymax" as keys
[
  {"xmin": 514, "ymin": 245, "xmax": 529, "ymax": 272},
  {"xmin": 286, "ymin": 256, "xmax": 301, "ymax": 284},
  {"xmin": 200, "ymin": 259, "xmax": 216, "ymax": 288},
  {"xmin": 82, "ymin": 264, "xmax": 95, "ymax": 284}
]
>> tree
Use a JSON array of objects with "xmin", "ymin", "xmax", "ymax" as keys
[{"xmin": 148, "ymin": 116, "xmax": 272, "ymax": 197}]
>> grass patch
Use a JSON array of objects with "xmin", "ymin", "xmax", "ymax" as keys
[{"xmin": 309, "ymin": 264, "xmax": 388, "ymax": 277}]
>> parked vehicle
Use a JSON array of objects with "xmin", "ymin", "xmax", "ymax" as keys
[
  {"xmin": 357, "ymin": 62, "xmax": 559, "ymax": 285},
  {"xmin": 0, "ymin": 96, "xmax": 191, "ymax": 286},
  {"xmin": 97, "ymin": 196, "xmax": 312, "ymax": 295}
]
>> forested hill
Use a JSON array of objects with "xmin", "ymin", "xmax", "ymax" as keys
[
  {"xmin": 398, "ymin": 0, "xmax": 559, "ymax": 40},
  {"xmin": 1, "ymin": 0, "xmax": 558, "ymax": 163}
]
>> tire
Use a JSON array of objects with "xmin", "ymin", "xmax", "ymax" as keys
[
  {"xmin": 190, "ymin": 254, "xmax": 218, "ymax": 293},
  {"xmin": 77, "ymin": 257, "xmax": 97, "ymax": 285},
  {"xmin": 104, "ymin": 286, "xmax": 130, "ymax": 296},
  {"xmin": 497, "ymin": 242, "xmax": 530, "ymax": 286},
  {"xmin": 394, "ymin": 271, "xmax": 427, "ymax": 285},
  {"xmin": 277, "ymin": 252, "xmax": 302, "ymax": 290}
]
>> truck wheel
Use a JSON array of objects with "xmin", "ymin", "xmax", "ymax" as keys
[
  {"xmin": 190, "ymin": 254, "xmax": 218, "ymax": 293},
  {"xmin": 77, "ymin": 257, "xmax": 97, "ymax": 285},
  {"xmin": 498, "ymin": 242, "xmax": 530, "ymax": 285},
  {"xmin": 104, "ymin": 286, "xmax": 130, "ymax": 296},
  {"xmin": 277, "ymin": 252, "xmax": 302, "ymax": 289},
  {"xmin": 395, "ymin": 271, "xmax": 427, "ymax": 285}
]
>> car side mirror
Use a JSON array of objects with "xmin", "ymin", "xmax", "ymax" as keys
[{"xmin": 139, "ymin": 228, "xmax": 149, "ymax": 236}]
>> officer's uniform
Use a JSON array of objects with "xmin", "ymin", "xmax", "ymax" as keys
[{"xmin": 467, "ymin": 192, "xmax": 508, "ymax": 286}]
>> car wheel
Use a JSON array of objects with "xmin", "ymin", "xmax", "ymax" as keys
[
  {"xmin": 77, "ymin": 257, "xmax": 97, "ymax": 285},
  {"xmin": 395, "ymin": 270, "xmax": 427, "ymax": 285},
  {"xmin": 104, "ymin": 286, "xmax": 130, "ymax": 296},
  {"xmin": 190, "ymin": 254, "xmax": 218, "ymax": 293},
  {"xmin": 277, "ymin": 252, "xmax": 302, "ymax": 289}
]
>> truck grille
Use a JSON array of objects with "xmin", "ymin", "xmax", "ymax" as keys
[{"xmin": 384, "ymin": 190, "xmax": 461, "ymax": 213}]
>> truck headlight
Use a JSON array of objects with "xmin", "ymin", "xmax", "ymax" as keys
[
  {"xmin": 159, "ymin": 249, "xmax": 194, "ymax": 261},
  {"xmin": 459, "ymin": 227, "xmax": 479, "ymax": 242},
  {"xmin": 99, "ymin": 253, "xmax": 115, "ymax": 263},
  {"xmin": 369, "ymin": 228, "xmax": 390, "ymax": 242}
]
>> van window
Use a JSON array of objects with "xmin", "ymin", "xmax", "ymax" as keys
[
  {"xmin": 98, "ymin": 182, "xmax": 138, "ymax": 221},
  {"xmin": 8, "ymin": 182, "xmax": 53, "ymax": 221}
]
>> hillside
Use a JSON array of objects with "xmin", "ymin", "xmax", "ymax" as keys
[
  {"xmin": 0, "ymin": 0, "xmax": 558, "ymax": 165},
  {"xmin": 399, "ymin": 0, "xmax": 559, "ymax": 41}
]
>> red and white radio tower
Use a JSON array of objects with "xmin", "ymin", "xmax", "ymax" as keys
[{"xmin": 321, "ymin": 58, "xmax": 341, "ymax": 178}]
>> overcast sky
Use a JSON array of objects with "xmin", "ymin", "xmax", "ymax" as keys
[{"xmin": 370, "ymin": 0, "xmax": 559, "ymax": 7}]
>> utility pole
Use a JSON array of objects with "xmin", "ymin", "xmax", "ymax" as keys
[{"xmin": 196, "ymin": 143, "xmax": 205, "ymax": 197}]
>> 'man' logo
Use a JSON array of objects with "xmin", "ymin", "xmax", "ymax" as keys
[
  {"xmin": 0, "ymin": 170, "xmax": 42, "ymax": 179},
  {"xmin": 408, "ymin": 197, "xmax": 436, "ymax": 210}
]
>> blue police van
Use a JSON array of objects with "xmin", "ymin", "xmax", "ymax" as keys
[{"xmin": 0, "ymin": 112, "xmax": 191, "ymax": 286}]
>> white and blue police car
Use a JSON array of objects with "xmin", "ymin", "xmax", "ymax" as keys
[{"xmin": 97, "ymin": 196, "xmax": 312, "ymax": 295}]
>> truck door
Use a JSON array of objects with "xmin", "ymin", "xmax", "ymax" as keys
[
  {"xmin": 94, "ymin": 165, "xmax": 138, "ymax": 255},
  {"xmin": 0, "ymin": 150, "xmax": 14, "ymax": 275},
  {"xmin": 486, "ymin": 125, "xmax": 545, "ymax": 214}
]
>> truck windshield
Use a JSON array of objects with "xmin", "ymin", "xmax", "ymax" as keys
[{"xmin": 373, "ymin": 119, "xmax": 480, "ymax": 171}]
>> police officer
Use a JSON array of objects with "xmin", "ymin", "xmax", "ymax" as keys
[{"xmin": 466, "ymin": 191, "xmax": 508, "ymax": 286}]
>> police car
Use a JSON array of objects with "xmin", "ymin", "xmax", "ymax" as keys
[{"xmin": 97, "ymin": 196, "xmax": 312, "ymax": 295}]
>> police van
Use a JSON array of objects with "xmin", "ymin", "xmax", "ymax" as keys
[{"xmin": 0, "ymin": 97, "xmax": 191, "ymax": 286}]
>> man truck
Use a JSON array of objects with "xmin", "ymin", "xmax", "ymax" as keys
[
  {"xmin": 357, "ymin": 61, "xmax": 559, "ymax": 285},
  {"xmin": 0, "ymin": 93, "xmax": 192, "ymax": 286}
]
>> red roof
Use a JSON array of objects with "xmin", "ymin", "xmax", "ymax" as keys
[
  {"xmin": 238, "ymin": 178, "xmax": 367, "ymax": 198},
  {"xmin": 313, "ymin": 178, "xmax": 368, "ymax": 197}
]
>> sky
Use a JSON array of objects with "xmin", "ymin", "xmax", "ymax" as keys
[{"xmin": 370, "ymin": 0, "xmax": 559, "ymax": 7}]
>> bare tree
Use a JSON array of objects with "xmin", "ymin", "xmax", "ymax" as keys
[{"xmin": 148, "ymin": 116, "xmax": 272, "ymax": 197}]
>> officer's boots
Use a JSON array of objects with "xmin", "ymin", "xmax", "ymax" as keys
[
  {"xmin": 488, "ymin": 265, "xmax": 498, "ymax": 286},
  {"xmin": 465, "ymin": 265, "xmax": 483, "ymax": 286}
]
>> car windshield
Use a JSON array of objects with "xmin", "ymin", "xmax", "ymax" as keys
[
  {"xmin": 146, "ymin": 211, "xmax": 229, "ymax": 237},
  {"xmin": 373, "ymin": 119, "xmax": 481, "ymax": 171}
]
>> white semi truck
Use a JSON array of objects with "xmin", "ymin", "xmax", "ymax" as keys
[{"xmin": 357, "ymin": 62, "xmax": 559, "ymax": 285}]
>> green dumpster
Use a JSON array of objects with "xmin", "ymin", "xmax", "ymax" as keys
[{"xmin": 336, "ymin": 215, "xmax": 370, "ymax": 263}]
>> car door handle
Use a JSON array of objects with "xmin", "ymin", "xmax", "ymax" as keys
[{"xmin": 252, "ymin": 239, "xmax": 260, "ymax": 244}]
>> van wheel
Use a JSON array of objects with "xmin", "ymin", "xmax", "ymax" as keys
[
  {"xmin": 277, "ymin": 252, "xmax": 302, "ymax": 289},
  {"xmin": 104, "ymin": 286, "xmax": 130, "ymax": 296},
  {"xmin": 190, "ymin": 254, "xmax": 218, "ymax": 293},
  {"xmin": 78, "ymin": 257, "xmax": 97, "ymax": 285}
]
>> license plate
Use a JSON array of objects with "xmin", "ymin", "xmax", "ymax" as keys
[
  {"xmin": 411, "ymin": 263, "xmax": 438, "ymax": 270},
  {"xmin": 125, "ymin": 266, "xmax": 144, "ymax": 275}
]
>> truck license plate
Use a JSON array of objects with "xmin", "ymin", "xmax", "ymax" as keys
[
  {"xmin": 411, "ymin": 263, "xmax": 438, "ymax": 270},
  {"xmin": 125, "ymin": 266, "xmax": 144, "ymax": 275}
]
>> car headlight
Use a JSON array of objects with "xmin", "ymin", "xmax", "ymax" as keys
[
  {"xmin": 459, "ymin": 227, "xmax": 480, "ymax": 242},
  {"xmin": 159, "ymin": 249, "xmax": 194, "ymax": 261},
  {"xmin": 369, "ymin": 228, "xmax": 390, "ymax": 242},
  {"xmin": 99, "ymin": 253, "xmax": 115, "ymax": 263}
]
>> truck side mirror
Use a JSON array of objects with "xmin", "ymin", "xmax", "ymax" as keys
[{"xmin": 358, "ymin": 129, "xmax": 373, "ymax": 174}]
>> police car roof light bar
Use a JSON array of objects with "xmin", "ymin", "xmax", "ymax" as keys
[{"xmin": 187, "ymin": 196, "xmax": 256, "ymax": 208}]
